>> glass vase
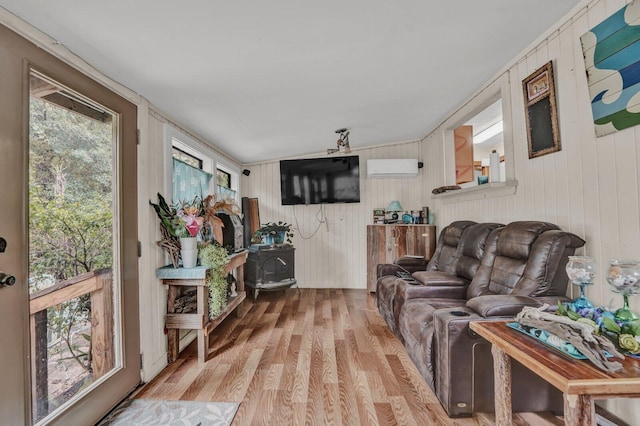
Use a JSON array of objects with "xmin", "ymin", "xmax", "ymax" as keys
[
  {"xmin": 606, "ymin": 259, "xmax": 640, "ymax": 322},
  {"xmin": 565, "ymin": 256, "xmax": 596, "ymax": 310}
]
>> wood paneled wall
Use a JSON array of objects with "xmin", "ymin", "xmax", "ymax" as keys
[
  {"xmin": 243, "ymin": 3, "xmax": 638, "ymax": 420},
  {"xmin": 424, "ymin": 1, "xmax": 637, "ymax": 420},
  {"xmin": 242, "ymin": 141, "xmax": 425, "ymax": 289},
  {"xmin": 427, "ymin": 0, "xmax": 638, "ymax": 312},
  {"xmin": 138, "ymin": 110, "xmax": 244, "ymax": 380}
]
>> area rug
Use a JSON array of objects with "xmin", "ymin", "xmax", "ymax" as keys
[{"xmin": 98, "ymin": 399, "xmax": 239, "ymax": 426}]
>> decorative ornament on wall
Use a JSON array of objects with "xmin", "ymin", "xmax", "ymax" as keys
[
  {"xmin": 581, "ymin": 0, "xmax": 640, "ymax": 137},
  {"xmin": 522, "ymin": 61, "xmax": 561, "ymax": 159}
]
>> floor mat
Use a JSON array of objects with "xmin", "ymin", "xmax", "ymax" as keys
[{"xmin": 97, "ymin": 399, "xmax": 239, "ymax": 426}]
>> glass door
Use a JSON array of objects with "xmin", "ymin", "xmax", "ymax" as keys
[
  {"xmin": 28, "ymin": 71, "xmax": 120, "ymax": 423},
  {"xmin": 0, "ymin": 23, "xmax": 139, "ymax": 426}
]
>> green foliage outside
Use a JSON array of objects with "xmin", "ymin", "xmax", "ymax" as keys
[{"xmin": 29, "ymin": 95, "xmax": 114, "ymax": 378}]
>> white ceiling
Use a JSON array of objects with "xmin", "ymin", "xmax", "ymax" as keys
[{"xmin": 0, "ymin": 1, "xmax": 581, "ymax": 164}]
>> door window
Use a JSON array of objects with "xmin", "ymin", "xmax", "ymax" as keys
[{"xmin": 29, "ymin": 71, "xmax": 121, "ymax": 423}]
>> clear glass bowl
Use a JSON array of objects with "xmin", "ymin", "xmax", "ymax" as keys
[
  {"xmin": 606, "ymin": 259, "xmax": 640, "ymax": 322},
  {"xmin": 566, "ymin": 256, "xmax": 596, "ymax": 309}
]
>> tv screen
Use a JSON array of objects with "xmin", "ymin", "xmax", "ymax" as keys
[{"xmin": 280, "ymin": 155, "xmax": 360, "ymax": 205}]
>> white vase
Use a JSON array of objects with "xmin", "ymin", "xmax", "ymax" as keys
[
  {"xmin": 181, "ymin": 248, "xmax": 198, "ymax": 268},
  {"xmin": 180, "ymin": 237, "xmax": 197, "ymax": 250}
]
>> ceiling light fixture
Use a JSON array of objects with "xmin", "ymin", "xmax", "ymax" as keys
[
  {"xmin": 473, "ymin": 121, "xmax": 503, "ymax": 145},
  {"xmin": 327, "ymin": 128, "xmax": 351, "ymax": 154}
]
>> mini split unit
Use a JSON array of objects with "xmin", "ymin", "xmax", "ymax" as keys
[{"xmin": 366, "ymin": 159, "xmax": 420, "ymax": 178}]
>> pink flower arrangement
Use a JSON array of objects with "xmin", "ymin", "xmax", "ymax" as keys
[{"xmin": 177, "ymin": 204, "xmax": 204, "ymax": 237}]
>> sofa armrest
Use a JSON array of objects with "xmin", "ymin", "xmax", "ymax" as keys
[
  {"xmin": 412, "ymin": 270, "xmax": 467, "ymax": 287},
  {"xmin": 466, "ymin": 295, "xmax": 542, "ymax": 317},
  {"xmin": 432, "ymin": 307, "xmax": 563, "ymax": 416},
  {"xmin": 401, "ymin": 282, "xmax": 468, "ymax": 301},
  {"xmin": 395, "ymin": 255, "xmax": 429, "ymax": 271},
  {"xmin": 376, "ymin": 264, "xmax": 407, "ymax": 279}
]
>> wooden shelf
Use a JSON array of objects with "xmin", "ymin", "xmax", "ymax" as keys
[
  {"xmin": 205, "ymin": 291, "xmax": 246, "ymax": 335},
  {"xmin": 157, "ymin": 250, "xmax": 248, "ymax": 364},
  {"xmin": 165, "ymin": 313, "xmax": 205, "ymax": 329}
]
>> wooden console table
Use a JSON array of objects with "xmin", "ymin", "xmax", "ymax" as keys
[
  {"xmin": 470, "ymin": 320, "xmax": 640, "ymax": 426},
  {"xmin": 157, "ymin": 250, "xmax": 248, "ymax": 365}
]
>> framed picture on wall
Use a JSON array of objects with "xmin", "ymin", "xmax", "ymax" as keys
[
  {"xmin": 522, "ymin": 61, "xmax": 561, "ymax": 159},
  {"xmin": 580, "ymin": 0, "xmax": 640, "ymax": 137}
]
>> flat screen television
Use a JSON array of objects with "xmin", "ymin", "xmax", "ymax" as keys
[{"xmin": 280, "ymin": 155, "xmax": 360, "ymax": 205}]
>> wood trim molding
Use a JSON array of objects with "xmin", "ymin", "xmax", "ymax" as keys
[
  {"xmin": 432, "ymin": 180, "xmax": 518, "ymax": 203},
  {"xmin": 0, "ymin": 9, "xmax": 142, "ymax": 105}
]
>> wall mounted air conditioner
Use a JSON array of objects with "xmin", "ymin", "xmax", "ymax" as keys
[{"xmin": 366, "ymin": 159, "xmax": 419, "ymax": 178}]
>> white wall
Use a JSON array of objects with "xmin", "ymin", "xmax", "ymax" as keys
[
  {"xmin": 423, "ymin": 0, "xmax": 638, "ymax": 421},
  {"xmin": 427, "ymin": 0, "xmax": 638, "ymax": 313},
  {"xmin": 138, "ymin": 109, "xmax": 243, "ymax": 380},
  {"xmin": 242, "ymin": 141, "xmax": 425, "ymax": 288}
]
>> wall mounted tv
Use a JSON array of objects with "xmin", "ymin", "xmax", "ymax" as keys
[{"xmin": 280, "ymin": 155, "xmax": 360, "ymax": 205}]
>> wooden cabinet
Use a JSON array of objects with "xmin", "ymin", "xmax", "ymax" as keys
[{"xmin": 366, "ymin": 224, "xmax": 436, "ymax": 292}]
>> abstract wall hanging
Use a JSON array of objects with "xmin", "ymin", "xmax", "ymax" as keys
[
  {"xmin": 522, "ymin": 61, "xmax": 561, "ymax": 159},
  {"xmin": 581, "ymin": 1, "xmax": 640, "ymax": 137}
]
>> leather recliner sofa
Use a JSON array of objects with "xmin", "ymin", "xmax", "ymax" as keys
[
  {"xmin": 377, "ymin": 221, "xmax": 585, "ymax": 416},
  {"xmin": 391, "ymin": 222, "xmax": 504, "ymax": 341}
]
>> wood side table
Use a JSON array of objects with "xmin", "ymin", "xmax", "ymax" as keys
[
  {"xmin": 470, "ymin": 320, "xmax": 640, "ymax": 425},
  {"xmin": 157, "ymin": 250, "xmax": 248, "ymax": 365}
]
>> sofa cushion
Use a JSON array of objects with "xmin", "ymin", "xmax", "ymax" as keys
[
  {"xmin": 495, "ymin": 221, "xmax": 559, "ymax": 260},
  {"xmin": 426, "ymin": 221, "xmax": 477, "ymax": 272},
  {"xmin": 466, "ymin": 295, "xmax": 541, "ymax": 317},
  {"xmin": 468, "ymin": 221, "xmax": 585, "ymax": 298},
  {"xmin": 454, "ymin": 222, "xmax": 503, "ymax": 282}
]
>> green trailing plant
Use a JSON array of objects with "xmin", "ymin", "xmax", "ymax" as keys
[{"xmin": 199, "ymin": 243, "xmax": 229, "ymax": 317}]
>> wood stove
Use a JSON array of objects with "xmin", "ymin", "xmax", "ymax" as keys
[{"xmin": 245, "ymin": 244, "xmax": 297, "ymax": 301}]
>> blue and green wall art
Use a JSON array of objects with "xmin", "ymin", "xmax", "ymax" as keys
[{"xmin": 581, "ymin": 1, "xmax": 640, "ymax": 137}]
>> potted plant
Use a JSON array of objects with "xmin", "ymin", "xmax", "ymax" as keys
[
  {"xmin": 149, "ymin": 193, "xmax": 204, "ymax": 268},
  {"xmin": 252, "ymin": 221, "xmax": 294, "ymax": 245}
]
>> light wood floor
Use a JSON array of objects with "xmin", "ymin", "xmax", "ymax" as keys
[{"xmin": 136, "ymin": 289, "xmax": 563, "ymax": 425}]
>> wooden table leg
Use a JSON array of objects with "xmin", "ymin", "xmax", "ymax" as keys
[
  {"xmin": 236, "ymin": 265, "xmax": 245, "ymax": 317},
  {"xmin": 166, "ymin": 285, "xmax": 180, "ymax": 363},
  {"xmin": 197, "ymin": 285, "xmax": 208, "ymax": 365},
  {"xmin": 491, "ymin": 344, "xmax": 513, "ymax": 426},
  {"xmin": 564, "ymin": 394, "xmax": 595, "ymax": 426},
  {"xmin": 197, "ymin": 329, "xmax": 208, "ymax": 365},
  {"xmin": 167, "ymin": 329, "xmax": 179, "ymax": 363}
]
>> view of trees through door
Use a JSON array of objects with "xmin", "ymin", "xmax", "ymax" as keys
[{"xmin": 28, "ymin": 72, "xmax": 120, "ymax": 423}]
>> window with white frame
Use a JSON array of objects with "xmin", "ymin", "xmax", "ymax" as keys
[
  {"xmin": 163, "ymin": 123, "xmax": 239, "ymax": 205},
  {"xmin": 439, "ymin": 71, "xmax": 516, "ymax": 199},
  {"xmin": 453, "ymin": 99, "xmax": 505, "ymax": 188}
]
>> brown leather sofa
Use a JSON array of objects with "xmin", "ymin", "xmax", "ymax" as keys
[
  {"xmin": 377, "ymin": 221, "xmax": 585, "ymax": 416},
  {"xmin": 391, "ymin": 222, "xmax": 504, "ymax": 340}
]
